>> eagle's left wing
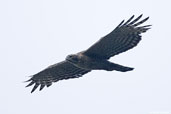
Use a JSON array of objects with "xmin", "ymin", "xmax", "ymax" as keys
[{"xmin": 26, "ymin": 61, "xmax": 90, "ymax": 93}]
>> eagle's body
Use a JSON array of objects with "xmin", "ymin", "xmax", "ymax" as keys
[
  {"xmin": 26, "ymin": 14, "xmax": 151, "ymax": 93},
  {"xmin": 66, "ymin": 52, "xmax": 133, "ymax": 71}
]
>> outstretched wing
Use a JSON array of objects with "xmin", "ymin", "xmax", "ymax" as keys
[
  {"xmin": 84, "ymin": 14, "xmax": 151, "ymax": 60},
  {"xmin": 26, "ymin": 61, "xmax": 90, "ymax": 93}
]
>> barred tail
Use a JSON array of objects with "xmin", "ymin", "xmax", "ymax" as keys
[{"xmin": 106, "ymin": 62, "xmax": 134, "ymax": 72}]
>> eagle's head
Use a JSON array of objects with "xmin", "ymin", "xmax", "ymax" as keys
[{"xmin": 66, "ymin": 54, "xmax": 80, "ymax": 64}]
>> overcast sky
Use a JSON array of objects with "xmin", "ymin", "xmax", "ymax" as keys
[{"xmin": 0, "ymin": 0, "xmax": 171, "ymax": 114}]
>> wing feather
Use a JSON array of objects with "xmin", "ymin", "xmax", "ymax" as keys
[
  {"xmin": 84, "ymin": 15, "xmax": 151, "ymax": 59},
  {"xmin": 26, "ymin": 61, "xmax": 90, "ymax": 93}
]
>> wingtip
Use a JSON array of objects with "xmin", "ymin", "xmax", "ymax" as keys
[
  {"xmin": 39, "ymin": 85, "xmax": 45, "ymax": 91},
  {"xmin": 139, "ymin": 14, "xmax": 143, "ymax": 18},
  {"xmin": 131, "ymin": 15, "xmax": 135, "ymax": 18},
  {"xmin": 133, "ymin": 16, "xmax": 150, "ymax": 27},
  {"xmin": 145, "ymin": 16, "xmax": 150, "ymax": 20},
  {"xmin": 30, "ymin": 84, "xmax": 39, "ymax": 93},
  {"xmin": 143, "ymin": 24, "xmax": 152, "ymax": 27},
  {"xmin": 25, "ymin": 81, "xmax": 34, "ymax": 87},
  {"xmin": 31, "ymin": 90, "xmax": 34, "ymax": 93},
  {"xmin": 116, "ymin": 20, "xmax": 125, "ymax": 28},
  {"xmin": 140, "ymin": 14, "xmax": 143, "ymax": 17},
  {"xmin": 130, "ymin": 15, "xmax": 135, "ymax": 19},
  {"xmin": 145, "ymin": 16, "xmax": 150, "ymax": 22},
  {"xmin": 24, "ymin": 79, "xmax": 32, "ymax": 83}
]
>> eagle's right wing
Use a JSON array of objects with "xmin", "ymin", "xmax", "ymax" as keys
[
  {"xmin": 26, "ymin": 61, "xmax": 90, "ymax": 93},
  {"xmin": 84, "ymin": 14, "xmax": 151, "ymax": 60}
]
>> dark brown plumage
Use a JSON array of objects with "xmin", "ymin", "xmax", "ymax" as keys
[{"xmin": 26, "ymin": 14, "xmax": 151, "ymax": 93}]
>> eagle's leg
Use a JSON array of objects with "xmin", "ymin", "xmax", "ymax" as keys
[{"xmin": 105, "ymin": 62, "xmax": 134, "ymax": 72}]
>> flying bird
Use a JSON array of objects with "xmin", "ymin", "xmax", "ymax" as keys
[{"xmin": 26, "ymin": 14, "xmax": 151, "ymax": 93}]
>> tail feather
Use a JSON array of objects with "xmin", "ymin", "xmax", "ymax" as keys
[{"xmin": 107, "ymin": 62, "xmax": 134, "ymax": 72}]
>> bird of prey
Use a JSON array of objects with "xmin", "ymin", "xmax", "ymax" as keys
[{"xmin": 26, "ymin": 14, "xmax": 151, "ymax": 93}]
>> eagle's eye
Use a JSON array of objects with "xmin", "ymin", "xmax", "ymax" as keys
[
  {"xmin": 67, "ymin": 55, "xmax": 75, "ymax": 59},
  {"xmin": 67, "ymin": 55, "xmax": 73, "ymax": 58},
  {"xmin": 72, "ymin": 57, "xmax": 78, "ymax": 61},
  {"xmin": 66, "ymin": 54, "xmax": 79, "ymax": 63}
]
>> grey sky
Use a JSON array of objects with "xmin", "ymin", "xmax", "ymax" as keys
[{"xmin": 0, "ymin": 0, "xmax": 170, "ymax": 114}]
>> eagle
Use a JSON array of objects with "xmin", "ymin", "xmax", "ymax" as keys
[{"xmin": 26, "ymin": 14, "xmax": 151, "ymax": 93}]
